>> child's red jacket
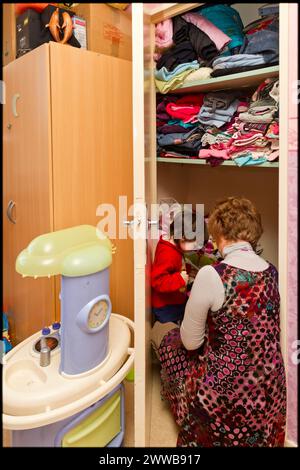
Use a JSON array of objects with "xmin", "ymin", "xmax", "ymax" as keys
[{"xmin": 151, "ymin": 237, "xmax": 187, "ymax": 309}]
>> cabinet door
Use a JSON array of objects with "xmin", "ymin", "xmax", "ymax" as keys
[
  {"xmin": 2, "ymin": 3, "xmax": 16, "ymax": 66},
  {"xmin": 131, "ymin": 4, "xmax": 157, "ymax": 447},
  {"xmin": 49, "ymin": 42, "xmax": 134, "ymax": 322},
  {"xmin": 286, "ymin": 4, "xmax": 298, "ymax": 448},
  {"xmin": 3, "ymin": 45, "xmax": 55, "ymax": 344}
]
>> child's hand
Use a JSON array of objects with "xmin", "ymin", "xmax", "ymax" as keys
[{"xmin": 180, "ymin": 270, "xmax": 189, "ymax": 285}]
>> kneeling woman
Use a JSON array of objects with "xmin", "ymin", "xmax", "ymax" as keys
[{"xmin": 153, "ymin": 197, "xmax": 286, "ymax": 447}]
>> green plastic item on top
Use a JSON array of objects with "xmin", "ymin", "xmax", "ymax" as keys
[{"xmin": 16, "ymin": 225, "xmax": 113, "ymax": 278}]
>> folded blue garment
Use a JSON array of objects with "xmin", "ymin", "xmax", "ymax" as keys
[
  {"xmin": 201, "ymin": 100, "xmax": 239, "ymax": 117},
  {"xmin": 168, "ymin": 119, "xmax": 196, "ymax": 129},
  {"xmin": 258, "ymin": 4, "xmax": 279, "ymax": 17},
  {"xmin": 212, "ymin": 54, "xmax": 266, "ymax": 70},
  {"xmin": 234, "ymin": 154, "xmax": 267, "ymax": 166},
  {"xmin": 157, "ymin": 131, "xmax": 189, "ymax": 146},
  {"xmin": 155, "ymin": 61, "xmax": 199, "ymax": 82},
  {"xmin": 197, "ymin": 117, "xmax": 231, "ymax": 128},
  {"xmin": 239, "ymin": 29, "xmax": 279, "ymax": 64},
  {"xmin": 198, "ymin": 100, "xmax": 239, "ymax": 127},
  {"xmin": 157, "ymin": 127, "xmax": 202, "ymax": 146}
]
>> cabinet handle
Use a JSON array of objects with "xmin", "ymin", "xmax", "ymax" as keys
[
  {"xmin": 123, "ymin": 220, "xmax": 134, "ymax": 226},
  {"xmin": 12, "ymin": 93, "xmax": 20, "ymax": 117},
  {"xmin": 123, "ymin": 217, "xmax": 142, "ymax": 227},
  {"xmin": 148, "ymin": 220, "xmax": 158, "ymax": 226},
  {"xmin": 6, "ymin": 200, "xmax": 16, "ymax": 224}
]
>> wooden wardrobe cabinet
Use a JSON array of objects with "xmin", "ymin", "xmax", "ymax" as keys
[
  {"xmin": 2, "ymin": 3, "xmax": 16, "ymax": 67},
  {"xmin": 3, "ymin": 42, "xmax": 133, "ymax": 344}
]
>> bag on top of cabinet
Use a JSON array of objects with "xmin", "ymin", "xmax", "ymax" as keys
[{"xmin": 16, "ymin": 4, "xmax": 81, "ymax": 59}]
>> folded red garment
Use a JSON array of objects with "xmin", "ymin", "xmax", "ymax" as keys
[
  {"xmin": 246, "ymin": 18, "xmax": 274, "ymax": 35},
  {"xmin": 166, "ymin": 104, "xmax": 202, "ymax": 123},
  {"xmin": 175, "ymin": 94, "xmax": 204, "ymax": 106},
  {"xmin": 165, "ymin": 94, "xmax": 204, "ymax": 123}
]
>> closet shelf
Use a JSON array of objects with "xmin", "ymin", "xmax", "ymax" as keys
[
  {"xmin": 157, "ymin": 158, "xmax": 279, "ymax": 168},
  {"xmin": 162, "ymin": 65, "xmax": 279, "ymax": 94}
]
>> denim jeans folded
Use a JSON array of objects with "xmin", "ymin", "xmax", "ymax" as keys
[
  {"xmin": 239, "ymin": 29, "xmax": 279, "ymax": 63},
  {"xmin": 157, "ymin": 127, "xmax": 203, "ymax": 146},
  {"xmin": 258, "ymin": 5, "xmax": 279, "ymax": 17}
]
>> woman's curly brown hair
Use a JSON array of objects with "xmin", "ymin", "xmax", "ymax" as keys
[{"xmin": 208, "ymin": 197, "xmax": 263, "ymax": 250}]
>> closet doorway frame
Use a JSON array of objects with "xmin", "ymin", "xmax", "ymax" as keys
[{"xmin": 132, "ymin": 2, "xmax": 289, "ymax": 447}]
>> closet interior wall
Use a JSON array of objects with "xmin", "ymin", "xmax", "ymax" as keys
[{"xmin": 157, "ymin": 164, "xmax": 279, "ymax": 266}]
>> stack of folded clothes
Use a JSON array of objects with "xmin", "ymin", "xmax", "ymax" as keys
[
  {"xmin": 198, "ymin": 78, "xmax": 280, "ymax": 166},
  {"xmin": 197, "ymin": 92, "xmax": 249, "ymax": 166},
  {"xmin": 194, "ymin": 4, "xmax": 245, "ymax": 55},
  {"xmin": 154, "ymin": 6, "xmax": 233, "ymax": 93},
  {"xmin": 156, "ymin": 78, "xmax": 280, "ymax": 167},
  {"xmin": 211, "ymin": 10, "xmax": 279, "ymax": 77},
  {"xmin": 198, "ymin": 91, "xmax": 242, "ymax": 128},
  {"xmin": 155, "ymin": 4, "xmax": 279, "ymax": 92},
  {"xmin": 157, "ymin": 94, "xmax": 205, "ymax": 158}
]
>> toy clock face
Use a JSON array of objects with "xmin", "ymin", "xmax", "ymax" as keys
[
  {"xmin": 88, "ymin": 300, "xmax": 108, "ymax": 329},
  {"xmin": 76, "ymin": 295, "xmax": 112, "ymax": 334}
]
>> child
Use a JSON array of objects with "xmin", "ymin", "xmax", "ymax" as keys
[{"xmin": 151, "ymin": 209, "xmax": 201, "ymax": 325}]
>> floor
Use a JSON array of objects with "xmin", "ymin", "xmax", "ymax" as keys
[
  {"xmin": 149, "ymin": 362, "xmax": 179, "ymax": 447},
  {"xmin": 125, "ymin": 359, "xmax": 179, "ymax": 447}
]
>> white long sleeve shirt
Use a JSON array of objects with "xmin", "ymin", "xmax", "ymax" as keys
[{"xmin": 180, "ymin": 241, "xmax": 270, "ymax": 350}]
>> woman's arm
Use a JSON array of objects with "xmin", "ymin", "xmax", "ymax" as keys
[{"xmin": 180, "ymin": 265, "xmax": 224, "ymax": 350}]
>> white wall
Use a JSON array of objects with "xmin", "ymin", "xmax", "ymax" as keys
[
  {"xmin": 193, "ymin": 3, "xmax": 267, "ymax": 26},
  {"xmin": 234, "ymin": 3, "xmax": 266, "ymax": 26},
  {"xmin": 157, "ymin": 163, "xmax": 279, "ymax": 267}
]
